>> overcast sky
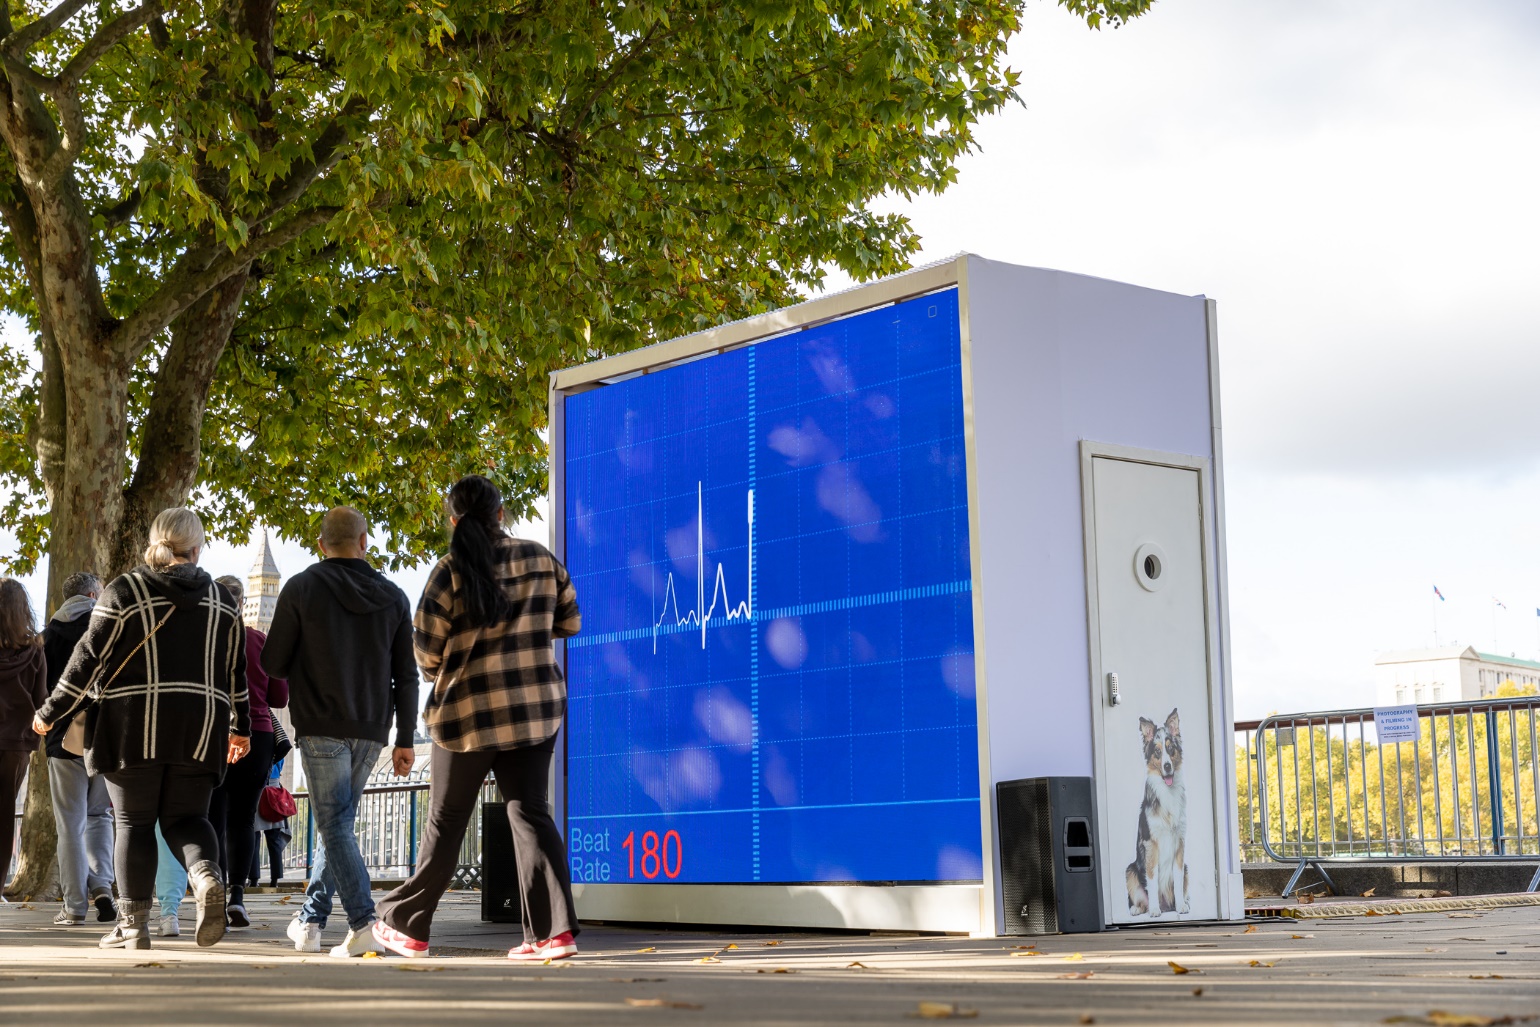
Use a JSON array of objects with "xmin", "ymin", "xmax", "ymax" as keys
[{"xmin": 5, "ymin": 0, "xmax": 1538, "ymax": 720}]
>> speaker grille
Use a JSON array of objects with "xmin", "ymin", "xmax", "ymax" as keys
[{"xmin": 998, "ymin": 778, "xmax": 1057, "ymax": 935}]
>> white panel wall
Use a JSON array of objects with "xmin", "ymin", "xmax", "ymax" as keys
[{"xmin": 962, "ymin": 257, "xmax": 1224, "ymax": 925}]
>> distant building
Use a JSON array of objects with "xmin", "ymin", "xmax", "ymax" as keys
[
  {"xmin": 1374, "ymin": 646, "xmax": 1540, "ymax": 706},
  {"xmin": 245, "ymin": 529, "xmax": 282, "ymax": 632}
]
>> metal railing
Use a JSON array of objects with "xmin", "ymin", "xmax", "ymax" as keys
[
  {"xmin": 1237, "ymin": 695, "xmax": 1540, "ymax": 895},
  {"xmin": 258, "ymin": 770, "xmax": 500, "ymax": 889}
]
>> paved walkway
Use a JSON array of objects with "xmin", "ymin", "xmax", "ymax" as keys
[{"xmin": 2, "ymin": 892, "xmax": 1537, "ymax": 1025}]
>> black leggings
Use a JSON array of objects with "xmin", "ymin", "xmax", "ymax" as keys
[
  {"xmin": 208, "ymin": 729, "xmax": 275, "ymax": 902},
  {"xmin": 104, "ymin": 765, "xmax": 219, "ymax": 901}
]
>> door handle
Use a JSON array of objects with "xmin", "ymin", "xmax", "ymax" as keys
[{"xmin": 1107, "ymin": 672, "xmax": 1122, "ymax": 707}]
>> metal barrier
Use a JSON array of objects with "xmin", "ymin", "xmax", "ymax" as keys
[
  {"xmin": 257, "ymin": 771, "xmax": 500, "ymax": 889},
  {"xmin": 1240, "ymin": 696, "xmax": 1540, "ymax": 896}
]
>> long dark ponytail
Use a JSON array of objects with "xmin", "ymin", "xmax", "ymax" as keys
[{"xmin": 447, "ymin": 475, "xmax": 511, "ymax": 628}]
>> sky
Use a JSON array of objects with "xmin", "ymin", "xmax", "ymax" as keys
[{"xmin": 4, "ymin": 0, "xmax": 1539, "ymax": 721}]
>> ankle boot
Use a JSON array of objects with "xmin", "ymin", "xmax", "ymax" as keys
[
  {"xmin": 99, "ymin": 899, "xmax": 154, "ymax": 950},
  {"xmin": 187, "ymin": 859, "xmax": 227, "ymax": 948}
]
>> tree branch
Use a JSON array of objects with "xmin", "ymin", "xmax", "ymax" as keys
[
  {"xmin": 0, "ymin": 0, "xmax": 90, "ymax": 57},
  {"xmin": 94, "ymin": 187, "xmax": 141, "ymax": 228},
  {"xmin": 58, "ymin": 1, "xmax": 161, "ymax": 86},
  {"xmin": 113, "ymin": 205, "xmax": 338, "ymax": 356},
  {"xmin": 251, "ymin": 100, "xmax": 365, "ymax": 229}
]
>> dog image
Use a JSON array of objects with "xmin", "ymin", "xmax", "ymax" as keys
[{"xmin": 1125, "ymin": 708, "xmax": 1190, "ymax": 916}]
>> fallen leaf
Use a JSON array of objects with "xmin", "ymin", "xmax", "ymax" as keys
[
  {"xmin": 1365, "ymin": 910, "xmax": 1384, "ymax": 917},
  {"xmin": 1467, "ymin": 974, "xmax": 1504, "ymax": 980},
  {"xmin": 914, "ymin": 1002, "xmax": 979, "ymax": 1020},
  {"xmin": 1433, "ymin": 890, "xmax": 1453, "ymax": 898},
  {"xmin": 133, "ymin": 962, "xmax": 169, "ymax": 969},
  {"xmin": 1009, "ymin": 951, "xmax": 1043, "ymax": 958},
  {"xmin": 1064, "ymin": 953, "xmax": 1084, "ymax": 962},
  {"xmin": 1167, "ymin": 961, "xmax": 1194, "ymax": 975},
  {"xmin": 1079, "ymin": 1017, "xmax": 1096, "ymax": 1025},
  {"xmin": 846, "ymin": 962, "xmax": 870, "ymax": 969},
  {"xmin": 754, "ymin": 968, "xmax": 795, "ymax": 974},
  {"xmin": 1191, "ymin": 987, "xmax": 1204, "ymax": 997},
  {"xmin": 693, "ymin": 956, "xmax": 721, "ymax": 964},
  {"xmin": 1247, "ymin": 960, "xmax": 1276, "ymax": 968},
  {"xmin": 1363, "ymin": 888, "xmax": 1377, "ymax": 897},
  {"xmin": 361, "ymin": 951, "xmax": 381, "ymax": 959},
  {"xmin": 636, "ymin": 947, "xmax": 658, "ymax": 953},
  {"xmin": 1426, "ymin": 1014, "xmax": 1495, "ymax": 1027},
  {"xmin": 277, "ymin": 895, "xmax": 292, "ymax": 904},
  {"xmin": 1243, "ymin": 925, "xmax": 1258, "ymax": 934},
  {"xmin": 1008, "ymin": 944, "xmax": 1037, "ymax": 950},
  {"xmin": 610, "ymin": 978, "xmax": 665, "ymax": 983},
  {"xmin": 1291, "ymin": 934, "xmax": 1313, "ymax": 940},
  {"xmin": 625, "ymin": 998, "xmax": 702, "ymax": 1010},
  {"xmin": 760, "ymin": 940, "xmax": 782, "ymax": 947},
  {"xmin": 1424, "ymin": 948, "xmax": 1448, "ymax": 953},
  {"xmin": 724, "ymin": 943, "xmax": 739, "ymax": 950},
  {"xmin": 1298, "ymin": 892, "xmax": 1316, "ymax": 904},
  {"xmin": 1057, "ymin": 972, "xmax": 1095, "ymax": 980}
]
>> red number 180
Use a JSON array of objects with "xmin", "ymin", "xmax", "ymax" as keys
[{"xmin": 621, "ymin": 829, "xmax": 682, "ymax": 879}]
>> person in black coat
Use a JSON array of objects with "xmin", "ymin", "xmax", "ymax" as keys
[
  {"xmin": 0, "ymin": 577, "xmax": 45, "ymax": 890},
  {"xmin": 34, "ymin": 509, "xmax": 250, "ymax": 950}
]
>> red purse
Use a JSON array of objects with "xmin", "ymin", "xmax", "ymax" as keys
[{"xmin": 258, "ymin": 784, "xmax": 298, "ymax": 821}]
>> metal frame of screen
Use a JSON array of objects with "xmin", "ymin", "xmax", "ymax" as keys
[{"xmin": 549, "ymin": 256, "xmax": 996, "ymax": 935}]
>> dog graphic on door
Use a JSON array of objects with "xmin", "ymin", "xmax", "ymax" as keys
[{"xmin": 1125, "ymin": 708, "xmax": 1190, "ymax": 915}]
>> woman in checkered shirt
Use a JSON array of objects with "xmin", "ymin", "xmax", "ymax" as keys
[{"xmin": 373, "ymin": 475, "xmax": 582, "ymax": 961}]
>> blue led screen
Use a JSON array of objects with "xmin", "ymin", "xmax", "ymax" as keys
[{"xmin": 563, "ymin": 288, "xmax": 980, "ymax": 885}]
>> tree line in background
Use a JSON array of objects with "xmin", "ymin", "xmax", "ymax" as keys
[{"xmin": 1237, "ymin": 683, "xmax": 1540, "ymax": 865}]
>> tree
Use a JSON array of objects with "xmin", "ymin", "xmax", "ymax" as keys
[{"xmin": 1, "ymin": 0, "xmax": 1151, "ymax": 895}]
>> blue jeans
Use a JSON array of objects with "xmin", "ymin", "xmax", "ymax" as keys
[
  {"xmin": 298, "ymin": 736, "xmax": 382, "ymax": 931},
  {"xmin": 154, "ymin": 824, "xmax": 188, "ymax": 918},
  {"xmin": 47, "ymin": 757, "xmax": 114, "ymax": 917}
]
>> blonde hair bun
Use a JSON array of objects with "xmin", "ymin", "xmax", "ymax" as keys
[{"xmin": 144, "ymin": 507, "xmax": 207, "ymax": 570}]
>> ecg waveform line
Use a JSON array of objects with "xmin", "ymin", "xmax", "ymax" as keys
[{"xmin": 653, "ymin": 481, "xmax": 754, "ymax": 652}]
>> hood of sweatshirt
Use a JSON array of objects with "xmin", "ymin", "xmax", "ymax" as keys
[
  {"xmin": 132, "ymin": 562, "xmax": 217, "ymax": 610},
  {"xmin": 309, "ymin": 558, "xmax": 401, "ymax": 615},
  {"xmin": 51, "ymin": 593, "xmax": 96, "ymax": 624},
  {"xmin": 0, "ymin": 640, "xmax": 41, "ymax": 675}
]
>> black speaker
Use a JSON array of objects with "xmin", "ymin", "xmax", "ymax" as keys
[
  {"xmin": 480, "ymin": 801, "xmax": 522, "ymax": 924},
  {"xmin": 996, "ymin": 776, "xmax": 1103, "ymax": 935}
]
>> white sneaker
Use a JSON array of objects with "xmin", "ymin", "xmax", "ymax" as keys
[
  {"xmin": 287, "ymin": 916, "xmax": 322, "ymax": 953},
  {"xmin": 329, "ymin": 922, "xmax": 384, "ymax": 959},
  {"xmin": 157, "ymin": 915, "xmax": 180, "ymax": 938}
]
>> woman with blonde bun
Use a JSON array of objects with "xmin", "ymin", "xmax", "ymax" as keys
[{"xmin": 33, "ymin": 508, "xmax": 250, "ymax": 950}]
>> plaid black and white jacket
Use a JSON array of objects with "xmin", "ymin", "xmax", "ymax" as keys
[
  {"xmin": 415, "ymin": 536, "xmax": 580, "ymax": 752},
  {"xmin": 37, "ymin": 564, "xmax": 250, "ymax": 777}
]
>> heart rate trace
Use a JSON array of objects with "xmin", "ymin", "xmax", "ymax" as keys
[{"xmin": 652, "ymin": 481, "xmax": 755, "ymax": 652}]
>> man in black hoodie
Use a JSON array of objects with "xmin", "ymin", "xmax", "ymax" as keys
[{"xmin": 261, "ymin": 507, "xmax": 417, "ymax": 958}]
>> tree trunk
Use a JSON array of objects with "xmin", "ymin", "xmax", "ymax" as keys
[{"xmin": 5, "ymin": 751, "xmax": 59, "ymax": 900}]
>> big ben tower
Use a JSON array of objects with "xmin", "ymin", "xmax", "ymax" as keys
[{"xmin": 246, "ymin": 529, "xmax": 282, "ymax": 631}]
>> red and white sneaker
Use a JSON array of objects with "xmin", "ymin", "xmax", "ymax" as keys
[
  {"xmin": 371, "ymin": 919, "xmax": 429, "ymax": 958},
  {"xmin": 509, "ymin": 931, "xmax": 578, "ymax": 961}
]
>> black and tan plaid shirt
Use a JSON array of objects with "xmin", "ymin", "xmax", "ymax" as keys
[{"xmin": 415, "ymin": 536, "xmax": 580, "ymax": 752}]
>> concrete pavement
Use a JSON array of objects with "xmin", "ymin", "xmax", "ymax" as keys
[{"xmin": 2, "ymin": 891, "xmax": 1537, "ymax": 1025}]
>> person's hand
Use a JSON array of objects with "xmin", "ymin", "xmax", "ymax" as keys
[
  {"xmin": 391, "ymin": 746, "xmax": 416, "ymax": 776},
  {"xmin": 228, "ymin": 734, "xmax": 251, "ymax": 764},
  {"xmin": 31, "ymin": 713, "xmax": 49, "ymax": 735}
]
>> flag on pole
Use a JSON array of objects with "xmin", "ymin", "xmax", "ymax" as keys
[{"xmin": 1433, "ymin": 586, "xmax": 1446, "ymax": 601}]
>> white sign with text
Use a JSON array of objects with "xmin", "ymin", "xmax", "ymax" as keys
[{"xmin": 1373, "ymin": 704, "xmax": 1421, "ymax": 745}]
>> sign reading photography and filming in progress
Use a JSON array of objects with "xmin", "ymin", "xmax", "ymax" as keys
[{"xmin": 561, "ymin": 288, "xmax": 982, "ymax": 888}]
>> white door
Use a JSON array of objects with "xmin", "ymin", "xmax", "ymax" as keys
[{"xmin": 1087, "ymin": 454, "xmax": 1219, "ymax": 924}]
